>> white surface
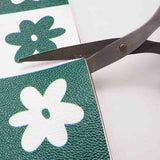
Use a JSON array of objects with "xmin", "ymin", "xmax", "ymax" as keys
[
  {"xmin": 70, "ymin": 0, "xmax": 160, "ymax": 160},
  {"xmin": 0, "ymin": 5, "xmax": 80, "ymax": 78}
]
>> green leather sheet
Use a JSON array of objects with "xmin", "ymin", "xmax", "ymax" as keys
[
  {"xmin": 0, "ymin": 0, "xmax": 68, "ymax": 14},
  {"xmin": 0, "ymin": 59, "xmax": 109, "ymax": 159},
  {"xmin": 0, "ymin": 1, "xmax": 110, "ymax": 159}
]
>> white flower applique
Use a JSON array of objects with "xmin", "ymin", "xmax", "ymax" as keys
[
  {"xmin": 11, "ymin": 0, "xmax": 40, "ymax": 4},
  {"xmin": 9, "ymin": 79, "xmax": 84, "ymax": 152}
]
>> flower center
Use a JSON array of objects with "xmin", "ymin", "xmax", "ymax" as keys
[
  {"xmin": 31, "ymin": 34, "xmax": 38, "ymax": 41},
  {"xmin": 42, "ymin": 108, "xmax": 50, "ymax": 119}
]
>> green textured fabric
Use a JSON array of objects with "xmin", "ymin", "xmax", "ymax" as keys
[
  {"xmin": 0, "ymin": 59, "xmax": 109, "ymax": 159},
  {"xmin": 0, "ymin": 0, "xmax": 68, "ymax": 14},
  {"xmin": 5, "ymin": 16, "xmax": 66, "ymax": 63}
]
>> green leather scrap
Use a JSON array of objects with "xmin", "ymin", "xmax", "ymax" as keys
[
  {"xmin": 0, "ymin": 0, "xmax": 68, "ymax": 14},
  {"xmin": 0, "ymin": 59, "xmax": 109, "ymax": 159}
]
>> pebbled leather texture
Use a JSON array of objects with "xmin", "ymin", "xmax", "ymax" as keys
[
  {"xmin": 0, "ymin": 0, "xmax": 68, "ymax": 14},
  {"xmin": 0, "ymin": 59, "xmax": 110, "ymax": 159}
]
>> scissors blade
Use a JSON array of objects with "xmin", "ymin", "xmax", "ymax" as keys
[
  {"xmin": 19, "ymin": 39, "xmax": 117, "ymax": 62},
  {"xmin": 19, "ymin": 39, "xmax": 160, "ymax": 62},
  {"xmin": 87, "ymin": 6, "xmax": 160, "ymax": 73}
]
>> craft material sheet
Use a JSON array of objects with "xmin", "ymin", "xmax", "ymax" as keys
[
  {"xmin": 0, "ymin": 59, "xmax": 109, "ymax": 159},
  {"xmin": 0, "ymin": 0, "xmax": 80, "ymax": 78}
]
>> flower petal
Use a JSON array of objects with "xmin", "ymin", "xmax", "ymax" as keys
[
  {"xmin": 36, "ymin": 16, "xmax": 54, "ymax": 31},
  {"xmin": 55, "ymin": 103, "xmax": 84, "ymax": 125},
  {"xmin": 14, "ymin": 43, "xmax": 35, "ymax": 63},
  {"xmin": 47, "ymin": 124, "xmax": 68, "ymax": 147},
  {"xmin": 44, "ymin": 79, "xmax": 67, "ymax": 107},
  {"xmin": 21, "ymin": 124, "xmax": 45, "ymax": 152},
  {"xmin": 20, "ymin": 86, "xmax": 43, "ymax": 111},
  {"xmin": 46, "ymin": 28, "xmax": 66, "ymax": 39},
  {"xmin": 5, "ymin": 32, "xmax": 24, "ymax": 46},
  {"xmin": 9, "ymin": 111, "xmax": 30, "ymax": 127},
  {"xmin": 36, "ymin": 39, "xmax": 57, "ymax": 53},
  {"xmin": 20, "ymin": 20, "xmax": 35, "ymax": 33}
]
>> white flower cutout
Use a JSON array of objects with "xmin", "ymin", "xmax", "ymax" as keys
[
  {"xmin": 11, "ymin": 0, "xmax": 40, "ymax": 4},
  {"xmin": 9, "ymin": 79, "xmax": 84, "ymax": 152}
]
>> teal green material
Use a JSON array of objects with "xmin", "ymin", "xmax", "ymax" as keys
[
  {"xmin": 42, "ymin": 108, "xmax": 50, "ymax": 119},
  {"xmin": 0, "ymin": 59, "xmax": 109, "ymax": 159},
  {"xmin": 5, "ymin": 16, "xmax": 66, "ymax": 63},
  {"xmin": 0, "ymin": 0, "xmax": 68, "ymax": 15}
]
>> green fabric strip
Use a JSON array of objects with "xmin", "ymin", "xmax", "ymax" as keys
[{"xmin": 0, "ymin": 0, "xmax": 68, "ymax": 15}]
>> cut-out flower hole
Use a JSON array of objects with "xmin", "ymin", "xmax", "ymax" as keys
[
  {"xmin": 11, "ymin": 0, "xmax": 25, "ymax": 4},
  {"xmin": 42, "ymin": 108, "xmax": 50, "ymax": 119},
  {"xmin": 31, "ymin": 34, "xmax": 38, "ymax": 42},
  {"xmin": 11, "ymin": 0, "xmax": 40, "ymax": 4},
  {"xmin": 9, "ymin": 79, "xmax": 84, "ymax": 152}
]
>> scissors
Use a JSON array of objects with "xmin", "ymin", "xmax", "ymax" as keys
[{"xmin": 20, "ymin": 6, "xmax": 160, "ymax": 73}]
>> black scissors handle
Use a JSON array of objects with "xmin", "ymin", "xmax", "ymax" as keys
[{"xmin": 87, "ymin": 6, "xmax": 160, "ymax": 73}]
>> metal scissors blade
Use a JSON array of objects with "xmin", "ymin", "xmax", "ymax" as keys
[
  {"xmin": 19, "ymin": 39, "xmax": 160, "ymax": 62},
  {"xmin": 20, "ymin": 6, "xmax": 160, "ymax": 73}
]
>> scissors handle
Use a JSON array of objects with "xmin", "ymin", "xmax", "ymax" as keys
[
  {"xmin": 87, "ymin": 6, "xmax": 160, "ymax": 73},
  {"xmin": 132, "ymin": 40, "xmax": 160, "ymax": 55}
]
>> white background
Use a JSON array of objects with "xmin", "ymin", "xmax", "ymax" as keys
[{"xmin": 69, "ymin": 0, "xmax": 160, "ymax": 160}]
